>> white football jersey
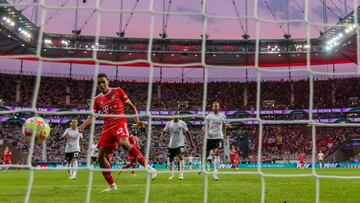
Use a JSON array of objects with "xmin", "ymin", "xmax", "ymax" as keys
[
  {"xmin": 205, "ymin": 112, "xmax": 226, "ymax": 139},
  {"xmin": 163, "ymin": 120, "xmax": 189, "ymax": 149},
  {"xmin": 318, "ymin": 152, "xmax": 324, "ymax": 161},
  {"xmin": 91, "ymin": 143, "xmax": 98, "ymax": 157},
  {"xmin": 64, "ymin": 128, "xmax": 82, "ymax": 153}
]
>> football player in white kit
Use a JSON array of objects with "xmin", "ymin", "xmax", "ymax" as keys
[
  {"xmin": 317, "ymin": 150, "xmax": 324, "ymax": 168},
  {"xmin": 204, "ymin": 102, "xmax": 226, "ymax": 181},
  {"xmin": 188, "ymin": 155, "xmax": 193, "ymax": 170},
  {"xmin": 90, "ymin": 138, "xmax": 98, "ymax": 165},
  {"xmin": 160, "ymin": 111, "xmax": 195, "ymax": 180},
  {"xmin": 61, "ymin": 118, "xmax": 83, "ymax": 180}
]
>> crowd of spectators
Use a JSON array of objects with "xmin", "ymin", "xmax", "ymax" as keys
[
  {"xmin": 1, "ymin": 73, "xmax": 360, "ymax": 111},
  {"xmin": 1, "ymin": 73, "xmax": 360, "ymax": 164},
  {"xmin": 238, "ymin": 125, "xmax": 359, "ymax": 162},
  {"xmin": 1, "ymin": 122, "xmax": 359, "ymax": 164}
]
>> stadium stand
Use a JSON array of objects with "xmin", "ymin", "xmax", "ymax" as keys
[{"xmin": 1, "ymin": 73, "xmax": 360, "ymax": 111}]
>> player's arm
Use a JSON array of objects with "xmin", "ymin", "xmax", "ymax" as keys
[
  {"xmin": 202, "ymin": 116, "xmax": 208, "ymax": 133},
  {"xmin": 79, "ymin": 98, "xmax": 99, "ymax": 133},
  {"xmin": 184, "ymin": 123, "xmax": 195, "ymax": 148},
  {"xmin": 78, "ymin": 116, "xmax": 94, "ymax": 133},
  {"xmin": 60, "ymin": 130, "xmax": 69, "ymax": 140},
  {"xmin": 80, "ymin": 134, "xmax": 84, "ymax": 151},
  {"xmin": 160, "ymin": 122, "xmax": 170, "ymax": 142},
  {"xmin": 186, "ymin": 130, "xmax": 195, "ymax": 148},
  {"xmin": 222, "ymin": 122, "xmax": 226, "ymax": 140},
  {"xmin": 159, "ymin": 131, "xmax": 165, "ymax": 142},
  {"xmin": 125, "ymin": 100, "xmax": 144, "ymax": 127},
  {"xmin": 160, "ymin": 129, "xmax": 168, "ymax": 143},
  {"xmin": 202, "ymin": 122, "xmax": 206, "ymax": 133}
]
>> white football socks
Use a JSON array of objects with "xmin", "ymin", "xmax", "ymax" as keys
[{"xmin": 73, "ymin": 160, "xmax": 78, "ymax": 177}]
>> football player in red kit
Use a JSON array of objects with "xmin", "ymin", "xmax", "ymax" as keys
[
  {"xmin": 230, "ymin": 145, "xmax": 240, "ymax": 168},
  {"xmin": 299, "ymin": 152, "xmax": 305, "ymax": 169},
  {"xmin": 2, "ymin": 147, "xmax": 12, "ymax": 171},
  {"xmin": 119, "ymin": 135, "xmax": 140, "ymax": 176},
  {"xmin": 79, "ymin": 73, "xmax": 156, "ymax": 192}
]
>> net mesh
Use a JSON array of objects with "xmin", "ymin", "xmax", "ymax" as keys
[{"xmin": 0, "ymin": 0, "xmax": 359, "ymax": 202}]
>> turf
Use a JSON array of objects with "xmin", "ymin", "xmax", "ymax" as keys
[{"xmin": 0, "ymin": 168, "xmax": 359, "ymax": 203}]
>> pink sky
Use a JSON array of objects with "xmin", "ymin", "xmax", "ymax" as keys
[
  {"xmin": 1, "ymin": 0, "xmax": 359, "ymax": 79},
  {"xmin": 33, "ymin": 0, "xmax": 348, "ymax": 39}
]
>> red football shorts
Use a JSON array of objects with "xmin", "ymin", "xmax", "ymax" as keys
[
  {"xmin": 2, "ymin": 159, "xmax": 10, "ymax": 164},
  {"xmin": 98, "ymin": 122, "xmax": 129, "ymax": 154},
  {"xmin": 128, "ymin": 154, "xmax": 135, "ymax": 162},
  {"xmin": 299, "ymin": 160, "xmax": 305, "ymax": 164}
]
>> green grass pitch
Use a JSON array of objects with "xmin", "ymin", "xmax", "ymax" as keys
[{"xmin": 0, "ymin": 168, "xmax": 359, "ymax": 203}]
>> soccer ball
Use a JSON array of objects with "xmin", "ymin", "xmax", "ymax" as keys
[{"xmin": 22, "ymin": 117, "xmax": 51, "ymax": 143}]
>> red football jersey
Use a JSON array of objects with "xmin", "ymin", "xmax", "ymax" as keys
[
  {"xmin": 299, "ymin": 153, "xmax": 305, "ymax": 161},
  {"xmin": 3, "ymin": 150, "xmax": 11, "ymax": 160},
  {"xmin": 128, "ymin": 136, "xmax": 139, "ymax": 147},
  {"xmin": 230, "ymin": 149, "xmax": 238, "ymax": 160},
  {"xmin": 93, "ymin": 88, "xmax": 129, "ymax": 130}
]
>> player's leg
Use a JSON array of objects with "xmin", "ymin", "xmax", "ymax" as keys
[
  {"xmin": 72, "ymin": 152, "xmax": 79, "ymax": 179},
  {"xmin": 65, "ymin": 153, "xmax": 73, "ymax": 178},
  {"xmin": 118, "ymin": 161, "xmax": 129, "ymax": 175},
  {"xmin": 177, "ymin": 159, "xmax": 180, "ymax": 171},
  {"xmin": 212, "ymin": 139, "xmax": 223, "ymax": 180},
  {"xmin": 231, "ymin": 157, "xmax": 238, "ymax": 168},
  {"xmin": 2, "ymin": 160, "xmax": 6, "ymax": 171},
  {"xmin": 120, "ymin": 138, "xmax": 145, "ymax": 166},
  {"xmin": 98, "ymin": 147, "xmax": 117, "ymax": 191},
  {"xmin": 120, "ymin": 158, "xmax": 136, "ymax": 175},
  {"xmin": 130, "ymin": 160, "xmax": 136, "ymax": 176},
  {"xmin": 300, "ymin": 161, "xmax": 304, "ymax": 169},
  {"xmin": 121, "ymin": 162, "xmax": 132, "ymax": 169},
  {"xmin": 236, "ymin": 157, "xmax": 240, "ymax": 169},
  {"xmin": 119, "ymin": 137, "xmax": 157, "ymax": 179},
  {"xmin": 213, "ymin": 147, "xmax": 220, "ymax": 180},
  {"xmin": 168, "ymin": 149, "xmax": 175, "ymax": 179},
  {"xmin": 189, "ymin": 160, "xmax": 192, "ymax": 170},
  {"xmin": 116, "ymin": 124, "xmax": 146, "ymax": 166},
  {"xmin": 1, "ymin": 160, "xmax": 7, "ymax": 171},
  {"xmin": 91, "ymin": 156, "xmax": 98, "ymax": 167},
  {"xmin": 206, "ymin": 140, "xmax": 214, "ymax": 172},
  {"xmin": 69, "ymin": 159, "xmax": 75, "ymax": 179},
  {"xmin": 178, "ymin": 148, "xmax": 185, "ymax": 180}
]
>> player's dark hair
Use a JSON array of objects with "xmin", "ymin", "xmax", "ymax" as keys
[{"xmin": 97, "ymin": 73, "xmax": 108, "ymax": 79}]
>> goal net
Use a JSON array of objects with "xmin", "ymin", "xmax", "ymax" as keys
[{"xmin": 0, "ymin": 0, "xmax": 360, "ymax": 203}]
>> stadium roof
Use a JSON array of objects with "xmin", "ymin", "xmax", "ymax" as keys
[{"xmin": 0, "ymin": 0, "xmax": 358, "ymax": 67}]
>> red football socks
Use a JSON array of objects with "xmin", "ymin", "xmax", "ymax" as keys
[
  {"xmin": 100, "ymin": 155, "xmax": 115, "ymax": 185},
  {"xmin": 129, "ymin": 146, "xmax": 145, "ymax": 166}
]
